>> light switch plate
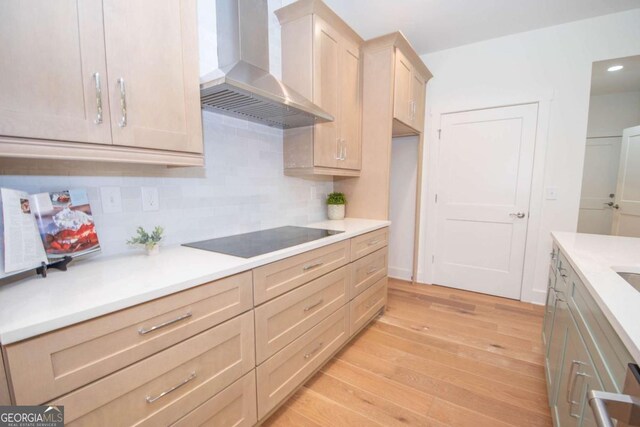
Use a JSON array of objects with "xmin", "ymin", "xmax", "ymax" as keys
[
  {"xmin": 546, "ymin": 186, "xmax": 558, "ymax": 200},
  {"xmin": 141, "ymin": 187, "xmax": 159, "ymax": 211},
  {"xmin": 101, "ymin": 187, "xmax": 123, "ymax": 213}
]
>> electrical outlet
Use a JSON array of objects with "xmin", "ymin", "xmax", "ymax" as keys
[
  {"xmin": 100, "ymin": 187, "xmax": 123, "ymax": 213},
  {"xmin": 141, "ymin": 187, "xmax": 159, "ymax": 212},
  {"xmin": 546, "ymin": 186, "xmax": 558, "ymax": 200}
]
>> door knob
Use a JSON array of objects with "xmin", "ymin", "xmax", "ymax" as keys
[
  {"xmin": 509, "ymin": 212, "xmax": 526, "ymax": 219},
  {"xmin": 604, "ymin": 202, "xmax": 620, "ymax": 209}
]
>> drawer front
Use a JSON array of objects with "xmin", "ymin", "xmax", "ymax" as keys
[
  {"xmin": 350, "ymin": 228, "xmax": 388, "ymax": 261},
  {"xmin": 557, "ymin": 251, "xmax": 571, "ymax": 284},
  {"xmin": 171, "ymin": 371, "xmax": 257, "ymax": 427},
  {"xmin": 568, "ymin": 276, "xmax": 633, "ymax": 392},
  {"xmin": 255, "ymin": 266, "xmax": 349, "ymax": 364},
  {"xmin": 349, "ymin": 276, "xmax": 387, "ymax": 336},
  {"xmin": 5, "ymin": 272, "xmax": 252, "ymax": 405},
  {"xmin": 253, "ymin": 241, "xmax": 349, "ymax": 305},
  {"xmin": 256, "ymin": 306, "xmax": 348, "ymax": 419},
  {"xmin": 350, "ymin": 247, "xmax": 388, "ymax": 299},
  {"xmin": 53, "ymin": 311, "xmax": 255, "ymax": 426}
]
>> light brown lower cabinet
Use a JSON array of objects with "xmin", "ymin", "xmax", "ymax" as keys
[
  {"xmin": 256, "ymin": 306, "xmax": 349, "ymax": 419},
  {"xmin": 350, "ymin": 228, "xmax": 389, "ymax": 261},
  {"xmin": 51, "ymin": 311, "xmax": 255, "ymax": 426},
  {"xmin": 350, "ymin": 247, "xmax": 388, "ymax": 299},
  {"xmin": 350, "ymin": 276, "xmax": 388, "ymax": 335},
  {"xmin": 171, "ymin": 371, "xmax": 257, "ymax": 427},
  {"xmin": 254, "ymin": 266, "xmax": 349, "ymax": 364}
]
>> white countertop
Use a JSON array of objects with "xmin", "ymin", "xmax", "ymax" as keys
[
  {"xmin": 552, "ymin": 231, "xmax": 640, "ymax": 364},
  {"xmin": 0, "ymin": 218, "xmax": 389, "ymax": 344}
]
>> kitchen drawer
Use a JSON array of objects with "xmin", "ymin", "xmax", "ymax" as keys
[
  {"xmin": 255, "ymin": 266, "xmax": 349, "ymax": 364},
  {"xmin": 567, "ymin": 274, "xmax": 633, "ymax": 392},
  {"xmin": 256, "ymin": 306, "xmax": 348, "ymax": 419},
  {"xmin": 350, "ymin": 247, "xmax": 387, "ymax": 299},
  {"xmin": 171, "ymin": 371, "xmax": 257, "ymax": 427},
  {"xmin": 253, "ymin": 241, "xmax": 349, "ymax": 305},
  {"xmin": 5, "ymin": 272, "xmax": 253, "ymax": 405},
  {"xmin": 350, "ymin": 228, "xmax": 388, "ymax": 261},
  {"xmin": 51, "ymin": 311, "xmax": 255, "ymax": 426},
  {"xmin": 349, "ymin": 276, "xmax": 387, "ymax": 336}
]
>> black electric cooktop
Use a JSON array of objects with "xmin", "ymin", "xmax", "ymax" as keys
[{"xmin": 183, "ymin": 226, "xmax": 343, "ymax": 258}]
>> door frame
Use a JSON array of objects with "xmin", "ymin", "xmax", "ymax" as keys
[{"xmin": 418, "ymin": 92, "xmax": 553, "ymax": 303}]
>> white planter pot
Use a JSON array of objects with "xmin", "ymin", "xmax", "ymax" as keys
[
  {"xmin": 146, "ymin": 244, "xmax": 160, "ymax": 256},
  {"xmin": 327, "ymin": 204, "xmax": 345, "ymax": 220}
]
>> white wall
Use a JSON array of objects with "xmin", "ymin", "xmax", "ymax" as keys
[
  {"xmin": 0, "ymin": 0, "xmax": 332, "ymax": 263},
  {"xmin": 417, "ymin": 9, "xmax": 640, "ymax": 304},
  {"xmin": 586, "ymin": 91, "xmax": 640, "ymax": 137},
  {"xmin": 388, "ymin": 136, "xmax": 419, "ymax": 281}
]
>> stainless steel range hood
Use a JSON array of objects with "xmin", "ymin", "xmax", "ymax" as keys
[{"xmin": 200, "ymin": 0, "xmax": 333, "ymax": 129}]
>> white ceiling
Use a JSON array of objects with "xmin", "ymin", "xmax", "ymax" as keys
[
  {"xmin": 321, "ymin": 0, "xmax": 640, "ymax": 54},
  {"xmin": 591, "ymin": 55, "xmax": 640, "ymax": 96}
]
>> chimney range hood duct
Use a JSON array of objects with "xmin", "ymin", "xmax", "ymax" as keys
[{"xmin": 200, "ymin": 0, "xmax": 333, "ymax": 129}]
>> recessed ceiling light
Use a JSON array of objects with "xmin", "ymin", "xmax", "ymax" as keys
[{"xmin": 608, "ymin": 65, "xmax": 624, "ymax": 72}]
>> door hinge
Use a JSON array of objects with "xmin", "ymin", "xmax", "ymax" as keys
[
  {"xmin": 435, "ymin": 194, "xmax": 438, "ymax": 203},
  {"xmin": 438, "ymin": 129, "xmax": 442, "ymax": 139},
  {"xmin": 431, "ymin": 255, "xmax": 435, "ymax": 263}
]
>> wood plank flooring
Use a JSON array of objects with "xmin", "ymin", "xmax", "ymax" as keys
[{"xmin": 263, "ymin": 278, "xmax": 551, "ymax": 427}]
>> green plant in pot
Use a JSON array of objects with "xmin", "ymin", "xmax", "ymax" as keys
[
  {"xmin": 326, "ymin": 192, "xmax": 346, "ymax": 220},
  {"xmin": 127, "ymin": 226, "xmax": 164, "ymax": 255}
]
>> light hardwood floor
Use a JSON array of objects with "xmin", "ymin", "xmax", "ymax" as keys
[{"xmin": 263, "ymin": 278, "xmax": 551, "ymax": 426}]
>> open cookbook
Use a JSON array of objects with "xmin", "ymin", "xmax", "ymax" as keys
[{"xmin": 1, "ymin": 188, "xmax": 100, "ymax": 277}]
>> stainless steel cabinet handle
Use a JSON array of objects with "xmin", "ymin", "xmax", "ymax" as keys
[
  {"xmin": 304, "ymin": 342, "xmax": 323, "ymax": 359},
  {"xmin": 146, "ymin": 371, "xmax": 196, "ymax": 404},
  {"xmin": 138, "ymin": 312, "xmax": 192, "ymax": 335},
  {"xmin": 550, "ymin": 250, "xmax": 557, "ymax": 261},
  {"xmin": 93, "ymin": 72, "xmax": 103, "ymax": 124},
  {"xmin": 342, "ymin": 142, "xmax": 347, "ymax": 160},
  {"xmin": 365, "ymin": 297, "xmax": 379, "ymax": 309},
  {"xmin": 367, "ymin": 239, "xmax": 380, "ymax": 247},
  {"xmin": 303, "ymin": 261, "xmax": 324, "ymax": 271},
  {"xmin": 589, "ymin": 390, "xmax": 640, "ymax": 427},
  {"xmin": 366, "ymin": 266, "xmax": 378, "ymax": 275},
  {"xmin": 303, "ymin": 299, "xmax": 324, "ymax": 312},
  {"xmin": 569, "ymin": 371, "xmax": 588, "ymax": 418},
  {"xmin": 509, "ymin": 212, "xmax": 526, "ymax": 219},
  {"xmin": 566, "ymin": 360, "xmax": 586, "ymax": 415},
  {"xmin": 117, "ymin": 77, "xmax": 127, "ymax": 127}
]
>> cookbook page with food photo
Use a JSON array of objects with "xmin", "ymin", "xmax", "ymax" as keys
[
  {"xmin": 30, "ymin": 189, "xmax": 100, "ymax": 260},
  {"xmin": 1, "ymin": 188, "xmax": 101, "ymax": 278}
]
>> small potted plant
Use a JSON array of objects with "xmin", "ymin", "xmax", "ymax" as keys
[
  {"xmin": 326, "ymin": 192, "xmax": 346, "ymax": 220},
  {"xmin": 127, "ymin": 226, "xmax": 164, "ymax": 255}
]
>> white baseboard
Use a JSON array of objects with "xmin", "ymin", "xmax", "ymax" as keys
[{"xmin": 388, "ymin": 266, "xmax": 412, "ymax": 281}]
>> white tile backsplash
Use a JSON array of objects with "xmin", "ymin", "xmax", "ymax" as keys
[{"xmin": 0, "ymin": 112, "xmax": 333, "ymax": 257}]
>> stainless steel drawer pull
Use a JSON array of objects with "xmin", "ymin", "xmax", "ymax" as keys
[
  {"xmin": 367, "ymin": 240, "xmax": 380, "ymax": 246},
  {"xmin": 303, "ymin": 299, "xmax": 324, "ymax": 312},
  {"xmin": 303, "ymin": 261, "xmax": 324, "ymax": 271},
  {"xmin": 366, "ymin": 266, "xmax": 378, "ymax": 275},
  {"xmin": 93, "ymin": 72, "xmax": 103, "ymax": 124},
  {"xmin": 117, "ymin": 77, "xmax": 127, "ymax": 127},
  {"xmin": 365, "ymin": 297, "xmax": 379, "ymax": 309},
  {"xmin": 589, "ymin": 390, "xmax": 640, "ymax": 427},
  {"xmin": 146, "ymin": 371, "xmax": 196, "ymax": 404},
  {"xmin": 138, "ymin": 312, "xmax": 192, "ymax": 335},
  {"xmin": 304, "ymin": 342, "xmax": 323, "ymax": 359}
]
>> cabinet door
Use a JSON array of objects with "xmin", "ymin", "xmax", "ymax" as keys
[
  {"xmin": 338, "ymin": 41, "xmax": 361, "ymax": 170},
  {"xmin": 0, "ymin": 0, "xmax": 112, "ymax": 144},
  {"xmin": 547, "ymin": 290, "xmax": 569, "ymax": 408},
  {"xmin": 103, "ymin": 0, "xmax": 202, "ymax": 153},
  {"xmin": 393, "ymin": 48, "xmax": 412, "ymax": 126},
  {"xmin": 543, "ymin": 267, "xmax": 557, "ymax": 347},
  {"xmin": 312, "ymin": 17, "xmax": 340, "ymax": 168},
  {"xmin": 411, "ymin": 71, "xmax": 426, "ymax": 131}
]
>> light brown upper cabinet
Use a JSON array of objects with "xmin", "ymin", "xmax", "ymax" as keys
[
  {"xmin": 0, "ymin": 0, "xmax": 203, "ymax": 167},
  {"xmin": 393, "ymin": 48, "xmax": 426, "ymax": 135},
  {"xmin": 276, "ymin": 0, "xmax": 363, "ymax": 177}
]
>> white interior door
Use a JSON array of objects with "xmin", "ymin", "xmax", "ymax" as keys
[
  {"xmin": 612, "ymin": 125, "xmax": 640, "ymax": 237},
  {"xmin": 434, "ymin": 104, "xmax": 538, "ymax": 299},
  {"xmin": 577, "ymin": 137, "xmax": 621, "ymax": 235}
]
